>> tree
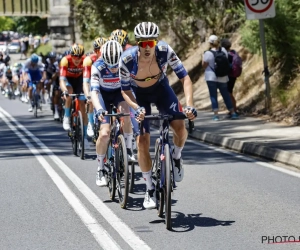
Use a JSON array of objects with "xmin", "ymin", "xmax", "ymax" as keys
[{"xmin": 0, "ymin": 17, "xmax": 15, "ymax": 31}]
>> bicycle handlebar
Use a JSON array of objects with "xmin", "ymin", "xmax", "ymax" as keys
[
  {"xmin": 139, "ymin": 113, "xmax": 195, "ymax": 135},
  {"xmin": 101, "ymin": 112, "xmax": 130, "ymax": 118}
]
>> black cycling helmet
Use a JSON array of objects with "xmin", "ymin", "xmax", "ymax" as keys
[{"xmin": 48, "ymin": 51, "xmax": 57, "ymax": 58}]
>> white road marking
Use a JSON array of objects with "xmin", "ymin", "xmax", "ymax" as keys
[
  {"xmin": 0, "ymin": 111, "xmax": 121, "ymax": 250},
  {"xmin": 0, "ymin": 107, "xmax": 151, "ymax": 250}
]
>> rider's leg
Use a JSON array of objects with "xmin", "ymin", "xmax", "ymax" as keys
[
  {"xmin": 118, "ymin": 101, "xmax": 135, "ymax": 160},
  {"xmin": 62, "ymin": 85, "xmax": 73, "ymax": 130},
  {"xmin": 87, "ymin": 103, "xmax": 94, "ymax": 137},
  {"xmin": 95, "ymin": 123, "xmax": 110, "ymax": 186},
  {"xmin": 79, "ymin": 99, "xmax": 90, "ymax": 149}
]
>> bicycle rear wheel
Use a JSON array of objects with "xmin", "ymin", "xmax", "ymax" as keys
[
  {"xmin": 78, "ymin": 111, "xmax": 85, "ymax": 160},
  {"xmin": 116, "ymin": 134, "xmax": 129, "ymax": 209},
  {"xmin": 107, "ymin": 143, "xmax": 116, "ymax": 201},
  {"xmin": 34, "ymin": 94, "xmax": 38, "ymax": 118},
  {"xmin": 129, "ymin": 162, "xmax": 135, "ymax": 194},
  {"xmin": 72, "ymin": 115, "xmax": 78, "ymax": 156},
  {"xmin": 164, "ymin": 144, "xmax": 172, "ymax": 230}
]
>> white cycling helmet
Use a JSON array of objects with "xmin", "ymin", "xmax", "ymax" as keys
[
  {"xmin": 134, "ymin": 22, "xmax": 159, "ymax": 39},
  {"xmin": 101, "ymin": 40, "xmax": 123, "ymax": 67}
]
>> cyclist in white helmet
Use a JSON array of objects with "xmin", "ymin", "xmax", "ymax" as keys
[
  {"xmin": 91, "ymin": 40, "xmax": 137, "ymax": 187},
  {"xmin": 120, "ymin": 21, "xmax": 197, "ymax": 209}
]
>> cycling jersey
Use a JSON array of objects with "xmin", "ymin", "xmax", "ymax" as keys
[
  {"xmin": 23, "ymin": 58, "xmax": 44, "ymax": 83},
  {"xmin": 83, "ymin": 53, "xmax": 98, "ymax": 82},
  {"xmin": 90, "ymin": 59, "xmax": 121, "ymax": 92},
  {"xmin": 44, "ymin": 58, "xmax": 59, "ymax": 77},
  {"xmin": 119, "ymin": 41, "xmax": 187, "ymax": 91},
  {"xmin": 59, "ymin": 54, "xmax": 85, "ymax": 79},
  {"xmin": 0, "ymin": 63, "xmax": 6, "ymax": 77}
]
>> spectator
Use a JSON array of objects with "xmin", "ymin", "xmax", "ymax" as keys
[
  {"xmin": 221, "ymin": 38, "xmax": 242, "ymax": 114},
  {"xmin": 20, "ymin": 39, "xmax": 27, "ymax": 60},
  {"xmin": 202, "ymin": 35, "xmax": 238, "ymax": 121}
]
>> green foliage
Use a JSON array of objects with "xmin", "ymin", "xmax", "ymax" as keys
[
  {"xmin": 75, "ymin": 0, "xmax": 245, "ymax": 56},
  {"xmin": 239, "ymin": 0, "xmax": 300, "ymax": 86},
  {"xmin": 12, "ymin": 17, "xmax": 49, "ymax": 35},
  {"xmin": 33, "ymin": 44, "xmax": 52, "ymax": 56},
  {"xmin": 0, "ymin": 17, "xmax": 15, "ymax": 31}
]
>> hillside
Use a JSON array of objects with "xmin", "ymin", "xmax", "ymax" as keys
[{"xmin": 169, "ymin": 33, "xmax": 300, "ymax": 126}]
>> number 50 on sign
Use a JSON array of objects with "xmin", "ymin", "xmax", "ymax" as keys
[{"xmin": 244, "ymin": 0, "xmax": 276, "ymax": 20}]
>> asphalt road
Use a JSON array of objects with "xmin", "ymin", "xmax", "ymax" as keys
[{"xmin": 0, "ymin": 53, "xmax": 299, "ymax": 249}]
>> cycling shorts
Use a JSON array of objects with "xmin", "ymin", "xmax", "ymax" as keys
[{"xmin": 133, "ymin": 76, "xmax": 183, "ymax": 134}]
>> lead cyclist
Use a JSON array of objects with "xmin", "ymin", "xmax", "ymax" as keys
[{"xmin": 120, "ymin": 22, "xmax": 197, "ymax": 209}]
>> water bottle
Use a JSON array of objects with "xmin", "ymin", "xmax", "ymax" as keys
[{"xmin": 108, "ymin": 144, "xmax": 113, "ymax": 159}]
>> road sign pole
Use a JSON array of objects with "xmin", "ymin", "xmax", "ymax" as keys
[{"xmin": 259, "ymin": 19, "xmax": 271, "ymax": 113}]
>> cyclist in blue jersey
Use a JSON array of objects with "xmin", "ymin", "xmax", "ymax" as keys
[
  {"xmin": 120, "ymin": 22, "xmax": 197, "ymax": 209},
  {"xmin": 91, "ymin": 40, "xmax": 138, "ymax": 187},
  {"xmin": 23, "ymin": 54, "xmax": 46, "ymax": 112}
]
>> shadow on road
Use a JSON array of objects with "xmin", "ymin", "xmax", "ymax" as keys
[{"xmin": 150, "ymin": 211, "xmax": 235, "ymax": 232}]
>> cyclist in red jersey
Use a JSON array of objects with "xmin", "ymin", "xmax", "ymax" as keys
[
  {"xmin": 83, "ymin": 37, "xmax": 107, "ymax": 137},
  {"xmin": 60, "ymin": 43, "xmax": 90, "ymax": 149}
]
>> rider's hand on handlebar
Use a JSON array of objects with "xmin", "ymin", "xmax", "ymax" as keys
[
  {"xmin": 95, "ymin": 109, "xmax": 107, "ymax": 122},
  {"xmin": 134, "ymin": 106, "xmax": 146, "ymax": 122},
  {"xmin": 184, "ymin": 106, "xmax": 197, "ymax": 121}
]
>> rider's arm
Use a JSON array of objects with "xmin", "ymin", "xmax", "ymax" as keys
[
  {"xmin": 59, "ymin": 57, "xmax": 68, "ymax": 92},
  {"xmin": 90, "ymin": 65, "xmax": 104, "ymax": 111},
  {"xmin": 119, "ymin": 58, "xmax": 139, "ymax": 110},
  {"xmin": 83, "ymin": 56, "xmax": 92, "ymax": 98},
  {"xmin": 166, "ymin": 44, "xmax": 194, "ymax": 107}
]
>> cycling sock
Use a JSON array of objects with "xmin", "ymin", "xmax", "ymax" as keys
[
  {"xmin": 54, "ymin": 105, "xmax": 58, "ymax": 112},
  {"xmin": 142, "ymin": 170, "xmax": 153, "ymax": 190},
  {"xmin": 64, "ymin": 107, "xmax": 71, "ymax": 117},
  {"xmin": 124, "ymin": 133, "xmax": 133, "ymax": 149},
  {"xmin": 97, "ymin": 154, "xmax": 105, "ymax": 171},
  {"xmin": 172, "ymin": 145, "xmax": 183, "ymax": 160},
  {"xmin": 83, "ymin": 125, "xmax": 87, "ymax": 138},
  {"xmin": 88, "ymin": 113, "xmax": 94, "ymax": 124}
]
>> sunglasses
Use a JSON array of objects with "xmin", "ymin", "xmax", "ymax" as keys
[
  {"xmin": 71, "ymin": 55, "xmax": 81, "ymax": 58},
  {"xmin": 138, "ymin": 40, "xmax": 157, "ymax": 48},
  {"xmin": 106, "ymin": 64, "xmax": 118, "ymax": 69}
]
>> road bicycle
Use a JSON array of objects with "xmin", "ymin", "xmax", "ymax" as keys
[
  {"xmin": 141, "ymin": 113, "xmax": 193, "ymax": 230},
  {"xmin": 66, "ymin": 93, "xmax": 85, "ymax": 160},
  {"xmin": 97, "ymin": 107, "xmax": 131, "ymax": 209},
  {"xmin": 31, "ymin": 81, "xmax": 42, "ymax": 118}
]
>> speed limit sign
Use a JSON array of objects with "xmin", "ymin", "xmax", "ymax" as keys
[{"xmin": 244, "ymin": 0, "xmax": 276, "ymax": 20}]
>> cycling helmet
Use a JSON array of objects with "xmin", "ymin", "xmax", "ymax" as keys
[
  {"xmin": 101, "ymin": 40, "xmax": 123, "ymax": 67},
  {"xmin": 14, "ymin": 62, "xmax": 22, "ymax": 69},
  {"xmin": 93, "ymin": 37, "xmax": 107, "ymax": 50},
  {"xmin": 30, "ymin": 54, "xmax": 39, "ymax": 63},
  {"xmin": 111, "ymin": 29, "xmax": 128, "ymax": 47},
  {"xmin": 70, "ymin": 43, "xmax": 84, "ymax": 57},
  {"xmin": 63, "ymin": 50, "xmax": 71, "ymax": 57},
  {"xmin": 134, "ymin": 22, "xmax": 159, "ymax": 39},
  {"xmin": 48, "ymin": 51, "xmax": 57, "ymax": 58}
]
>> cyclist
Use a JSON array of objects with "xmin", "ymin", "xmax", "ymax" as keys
[
  {"xmin": 45, "ymin": 51, "xmax": 60, "ymax": 120},
  {"xmin": 2, "ymin": 66, "xmax": 14, "ymax": 97},
  {"xmin": 60, "ymin": 43, "xmax": 90, "ymax": 149},
  {"xmin": 23, "ymin": 54, "xmax": 46, "ymax": 112},
  {"xmin": 120, "ymin": 22, "xmax": 197, "ymax": 209},
  {"xmin": 83, "ymin": 36, "xmax": 107, "ymax": 137},
  {"xmin": 0, "ymin": 53, "xmax": 7, "ymax": 95},
  {"xmin": 91, "ymin": 40, "xmax": 137, "ymax": 187},
  {"xmin": 110, "ymin": 29, "xmax": 131, "ymax": 50},
  {"xmin": 11, "ymin": 62, "xmax": 23, "ymax": 97}
]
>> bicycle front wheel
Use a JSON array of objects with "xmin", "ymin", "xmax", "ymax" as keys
[
  {"xmin": 153, "ymin": 138, "xmax": 164, "ymax": 218},
  {"xmin": 164, "ymin": 144, "xmax": 172, "ymax": 230},
  {"xmin": 115, "ymin": 134, "xmax": 129, "ymax": 209},
  {"xmin": 78, "ymin": 111, "xmax": 85, "ymax": 160}
]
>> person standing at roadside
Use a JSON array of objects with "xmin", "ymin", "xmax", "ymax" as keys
[
  {"xmin": 202, "ymin": 35, "xmax": 238, "ymax": 121},
  {"xmin": 221, "ymin": 38, "xmax": 243, "ymax": 114}
]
